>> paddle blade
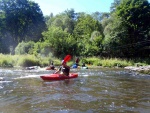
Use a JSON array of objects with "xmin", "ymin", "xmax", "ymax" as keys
[{"xmin": 64, "ymin": 55, "xmax": 71, "ymax": 62}]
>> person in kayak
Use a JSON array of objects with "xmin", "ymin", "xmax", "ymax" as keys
[
  {"xmin": 54, "ymin": 60, "xmax": 70, "ymax": 76},
  {"xmin": 82, "ymin": 62, "xmax": 85, "ymax": 67},
  {"xmin": 50, "ymin": 61, "xmax": 55, "ymax": 70},
  {"xmin": 75, "ymin": 57, "xmax": 80, "ymax": 66}
]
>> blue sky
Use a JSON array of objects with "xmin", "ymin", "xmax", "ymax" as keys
[
  {"xmin": 31, "ymin": 0, "xmax": 114, "ymax": 15},
  {"xmin": 32, "ymin": 0, "xmax": 150, "ymax": 16}
]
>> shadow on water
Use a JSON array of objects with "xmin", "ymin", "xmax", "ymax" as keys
[{"xmin": 0, "ymin": 67, "xmax": 150, "ymax": 113}]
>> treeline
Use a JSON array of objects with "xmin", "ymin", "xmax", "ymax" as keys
[{"xmin": 0, "ymin": 0, "xmax": 150, "ymax": 59}]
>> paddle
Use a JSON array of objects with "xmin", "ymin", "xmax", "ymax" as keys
[{"xmin": 64, "ymin": 54, "xmax": 71, "ymax": 62}]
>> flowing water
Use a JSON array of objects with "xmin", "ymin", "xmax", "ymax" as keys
[{"xmin": 0, "ymin": 67, "xmax": 150, "ymax": 113}]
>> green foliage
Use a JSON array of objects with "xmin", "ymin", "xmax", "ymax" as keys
[
  {"xmin": 74, "ymin": 13, "xmax": 103, "ymax": 39},
  {"xmin": 0, "ymin": 54, "xmax": 149, "ymax": 68},
  {"xmin": 33, "ymin": 41, "xmax": 53, "ymax": 57},
  {"xmin": 114, "ymin": 0, "xmax": 150, "ymax": 57},
  {"xmin": 84, "ymin": 44, "xmax": 100, "ymax": 56},
  {"xmin": 102, "ymin": 14, "xmax": 129, "ymax": 57},
  {"xmin": 15, "ymin": 41, "xmax": 54, "ymax": 57},
  {"xmin": 12, "ymin": 54, "xmax": 60, "ymax": 67},
  {"xmin": 42, "ymin": 26, "xmax": 77, "ymax": 58},
  {"xmin": 15, "ymin": 41, "xmax": 35, "ymax": 55},
  {"xmin": 16, "ymin": 55, "xmax": 39, "ymax": 67},
  {"xmin": 100, "ymin": 58, "xmax": 133, "ymax": 67},
  {"xmin": 90, "ymin": 32, "xmax": 103, "ymax": 55},
  {"xmin": 80, "ymin": 57, "xmax": 101, "ymax": 65},
  {"xmin": 46, "ymin": 10, "xmax": 75, "ymax": 34},
  {"xmin": 0, "ymin": 10, "xmax": 9, "ymax": 53},
  {"xmin": 0, "ymin": 0, "xmax": 150, "ymax": 59},
  {"xmin": 132, "ymin": 57, "xmax": 150, "ymax": 65},
  {"xmin": 91, "ymin": 12, "xmax": 110, "ymax": 21},
  {"xmin": 102, "ymin": 0, "xmax": 150, "ymax": 58},
  {"xmin": 78, "ymin": 57, "xmax": 134, "ymax": 67},
  {"xmin": 110, "ymin": 0, "xmax": 121, "ymax": 13},
  {"xmin": 0, "ymin": 0, "xmax": 46, "ymax": 53},
  {"xmin": 0, "ymin": 54, "xmax": 13, "ymax": 67},
  {"xmin": 72, "ymin": 14, "xmax": 104, "ymax": 57},
  {"xmin": 18, "ymin": 58, "xmax": 39, "ymax": 67}
]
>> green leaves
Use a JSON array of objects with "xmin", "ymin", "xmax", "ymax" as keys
[
  {"xmin": 0, "ymin": 0, "xmax": 46, "ymax": 53},
  {"xmin": 104, "ymin": 0, "xmax": 150, "ymax": 58}
]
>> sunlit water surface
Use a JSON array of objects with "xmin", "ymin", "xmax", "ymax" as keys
[{"xmin": 0, "ymin": 68, "xmax": 150, "ymax": 113}]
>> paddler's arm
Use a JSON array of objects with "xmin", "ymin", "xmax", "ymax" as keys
[{"xmin": 54, "ymin": 67, "xmax": 61, "ymax": 74}]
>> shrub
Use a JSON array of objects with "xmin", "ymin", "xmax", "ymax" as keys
[
  {"xmin": 15, "ymin": 41, "xmax": 35, "ymax": 55},
  {"xmin": 16, "ymin": 55, "xmax": 39, "ymax": 67}
]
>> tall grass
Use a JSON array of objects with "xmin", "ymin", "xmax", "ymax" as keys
[
  {"xmin": 0, "ymin": 54, "xmax": 54, "ymax": 67},
  {"xmin": 0, "ymin": 54, "xmax": 149, "ymax": 68},
  {"xmin": 0, "ymin": 54, "xmax": 14, "ymax": 67},
  {"xmin": 80, "ymin": 57, "xmax": 146, "ymax": 68}
]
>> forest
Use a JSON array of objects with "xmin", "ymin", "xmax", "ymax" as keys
[{"xmin": 0, "ymin": 0, "xmax": 150, "ymax": 59}]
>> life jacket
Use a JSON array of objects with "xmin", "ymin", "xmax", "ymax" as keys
[{"xmin": 59, "ymin": 66, "xmax": 70, "ymax": 76}]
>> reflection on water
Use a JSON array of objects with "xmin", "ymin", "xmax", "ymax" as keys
[{"xmin": 0, "ymin": 68, "xmax": 150, "ymax": 113}]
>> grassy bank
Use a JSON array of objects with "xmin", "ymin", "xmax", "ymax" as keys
[
  {"xmin": 0, "ymin": 54, "xmax": 149, "ymax": 68},
  {"xmin": 80, "ymin": 57, "xmax": 150, "ymax": 68},
  {"xmin": 0, "ymin": 54, "xmax": 59, "ymax": 67}
]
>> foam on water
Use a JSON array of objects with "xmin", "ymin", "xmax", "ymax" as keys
[
  {"xmin": 14, "ymin": 74, "xmax": 42, "ymax": 79},
  {"xmin": 0, "ymin": 81, "xmax": 12, "ymax": 83},
  {"xmin": 81, "ymin": 74, "xmax": 89, "ymax": 77}
]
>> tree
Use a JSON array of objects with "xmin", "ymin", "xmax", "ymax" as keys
[
  {"xmin": 103, "ymin": 0, "xmax": 150, "ymax": 58},
  {"xmin": 102, "ymin": 14, "xmax": 129, "ymax": 57},
  {"xmin": 15, "ymin": 41, "xmax": 35, "ymax": 55},
  {"xmin": 0, "ymin": 0, "xmax": 46, "ymax": 54},
  {"xmin": 46, "ymin": 10, "xmax": 76, "ymax": 34},
  {"xmin": 115, "ymin": 0, "xmax": 150, "ymax": 57},
  {"xmin": 87, "ymin": 31, "xmax": 103, "ymax": 56},
  {"xmin": 110, "ymin": 0, "xmax": 121, "ymax": 13},
  {"xmin": 73, "ymin": 13, "xmax": 104, "ymax": 56},
  {"xmin": 74, "ymin": 13, "xmax": 103, "ymax": 39},
  {"xmin": 43, "ymin": 10, "xmax": 78, "ymax": 57},
  {"xmin": 42, "ymin": 27, "xmax": 77, "ymax": 58},
  {"xmin": 92, "ymin": 12, "xmax": 110, "ymax": 22},
  {"xmin": 0, "ymin": 10, "xmax": 9, "ymax": 53},
  {"xmin": 64, "ymin": 8, "xmax": 77, "ymax": 20}
]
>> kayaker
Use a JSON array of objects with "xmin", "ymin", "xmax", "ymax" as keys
[
  {"xmin": 50, "ymin": 61, "xmax": 55, "ymax": 70},
  {"xmin": 54, "ymin": 60, "xmax": 70, "ymax": 76},
  {"xmin": 82, "ymin": 63, "xmax": 86, "ymax": 67},
  {"xmin": 75, "ymin": 57, "xmax": 80, "ymax": 66}
]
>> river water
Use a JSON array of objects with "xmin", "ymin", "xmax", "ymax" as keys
[{"xmin": 0, "ymin": 68, "xmax": 150, "ymax": 113}]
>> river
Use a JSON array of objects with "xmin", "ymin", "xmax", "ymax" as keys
[{"xmin": 0, "ymin": 68, "xmax": 150, "ymax": 113}]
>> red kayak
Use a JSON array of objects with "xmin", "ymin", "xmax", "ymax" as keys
[{"xmin": 40, "ymin": 73, "xmax": 78, "ymax": 81}]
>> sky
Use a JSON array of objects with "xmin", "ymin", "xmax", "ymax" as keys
[{"xmin": 31, "ymin": 0, "xmax": 114, "ymax": 16}]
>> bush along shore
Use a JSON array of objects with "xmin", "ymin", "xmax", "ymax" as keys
[{"xmin": 0, "ymin": 54, "xmax": 149, "ymax": 74}]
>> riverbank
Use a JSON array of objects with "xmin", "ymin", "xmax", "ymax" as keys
[
  {"xmin": 124, "ymin": 65, "xmax": 150, "ymax": 75},
  {"xmin": 0, "ymin": 54, "xmax": 149, "ymax": 75},
  {"xmin": 22, "ymin": 64, "xmax": 150, "ymax": 75}
]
